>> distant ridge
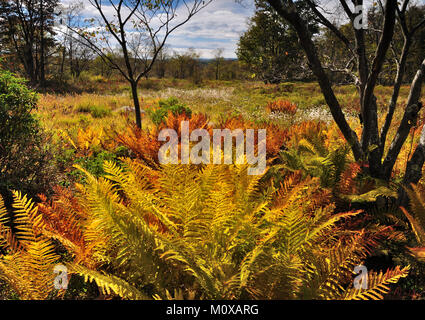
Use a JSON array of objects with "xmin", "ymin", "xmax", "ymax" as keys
[{"xmin": 198, "ymin": 58, "xmax": 238, "ymax": 62}]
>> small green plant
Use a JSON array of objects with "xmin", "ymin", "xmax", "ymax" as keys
[
  {"xmin": 76, "ymin": 102, "xmax": 111, "ymax": 118},
  {"xmin": 68, "ymin": 145, "xmax": 129, "ymax": 183},
  {"xmin": 148, "ymin": 97, "xmax": 192, "ymax": 126}
]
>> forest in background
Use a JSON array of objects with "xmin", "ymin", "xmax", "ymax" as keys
[{"xmin": 1, "ymin": 0, "xmax": 423, "ymax": 89}]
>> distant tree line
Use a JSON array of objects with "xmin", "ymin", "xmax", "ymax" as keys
[
  {"xmin": 0, "ymin": 0, "xmax": 246, "ymax": 92},
  {"xmin": 0, "ymin": 0, "xmax": 58, "ymax": 87},
  {"xmin": 2, "ymin": 0, "xmax": 422, "ymax": 90}
]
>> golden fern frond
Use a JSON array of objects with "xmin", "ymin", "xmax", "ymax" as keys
[
  {"xmin": 305, "ymin": 209, "xmax": 363, "ymax": 246},
  {"xmin": 71, "ymin": 264, "xmax": 149, "ymax": 300},
  {"xmin": 402, "ymin": 185, "xmax": 425, "ymax": 244},
  {"xmin": 401, "ymin": 207, "xmax": 425, "ymax": 244},
  {"xmin": 343, "ymin": 266, "xmax": 410, "ymax": 300},
  {"xmin": 298, "ymin": 138, "xmax": 319, "ymax": 155},
  {"xmin": 37, "ymin": 188, "xmax": 99, "ymax": 268},
  {"xmin": 155, "ymin": 288, "xmax": 198, "ymax": 300},
  {"xmin": 73, "ymin": 165, "xmax": 173, "ymax": 292},
  {"xmin": 312, "ymin": 232, "xmax": 369, "ymax": 299},
  {"xmin": 406, "ymin": 185, "xmax": 425, "ymax": 226},
  {"xmin": 0, "ymin": 192, "xmax": 60, "ymax": 300},
  {"xmin": 11, "ymin": 190, "xmax": 41, "ymax": 246},
  {"xmin": 157, "ymin": 164, "xmax": 201, "ymax": 225},
  {"xmin": 0, "ymin": 197, "xmax": 12, "ymax": 249},
  {"xmin": 104, "ymin": 159, "xmax": 178, "ymax": 235},
  {"xmin": 0, "ymin": 196, "xmax": 9, "ymax": 226},
  {"xmin": 160, "ymin": 243, "xmax": 224, "ymax": 299}
]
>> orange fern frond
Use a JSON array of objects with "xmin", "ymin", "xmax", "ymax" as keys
[{"xmin": 266, "ymin": 99, "xmax": 297, "ymax": 115}]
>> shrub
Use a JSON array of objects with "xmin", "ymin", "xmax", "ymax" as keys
[
  {"xmin": 0, "ymin": 70, "xmax": 55, "ymax": 203},
  {"xmin": 139, "ymin": 79, "xmax": 161, "ymax": 90},
  {"xmin": 90, "ymin": 75, "xmax": 108, "ymax": 83},
  {"xmin": 76, "ymin": 102, "xmax": 111, "ymax": 118},
  {"xmin": 266, "ymin": 99, "xmax": 297, "ymax": 115},
  {"xmin": 147, "ymin": 97, "xmax": 192, "ymax": 126},
  {"xmin": 73, "ymin": 148, "xmax": 128, "ymax": 179}
]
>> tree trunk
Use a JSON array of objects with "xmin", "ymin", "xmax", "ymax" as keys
[
  {"xmin": 24, "ymin": 44, "xmax": 36, "ymax": 85},
  {"xmin": 382, "ymin": 58, "xmax": 425, "ymax": 179},
  {"xmin": 399, "ymin": 117, "xmax": 425, "ymax": 207},
  {"xmin": 39, "ymin": 0, "xmax": 46, "ymax": 88},
  {"xmin": 131, "ymin": 81, "xmax": 142, "ymax": 129},
  {"xmin": 267, "ymin": 0, "xmax": 364, "ymax": 161},
  {"xmin": 60, "ymin": 46, "xmax": 66, "ymax": 82},
  {"xmin": 380, "ymin": 38, "xmax": 412, "ymax": 152}
]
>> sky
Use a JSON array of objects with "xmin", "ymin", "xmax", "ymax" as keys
[
  {"xmin": 159, "ymin": 0, "xmax": 256, "ymax": 59},
  {"xmin": 58, "ymin": 0, "xmax": 425, "ymax": 59},
  {"xmin": 59, "ymin": 0, "xmax": 256, "ymax": 59}
]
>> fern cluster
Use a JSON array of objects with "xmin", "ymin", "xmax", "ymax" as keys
[
  {"xmin": 0, "ymin": 192, "xmax": 61, "ymax": 299},
  {"xmin": 0, "ymin": 112, "xmax": 412, "ymax": 300},
  {"xmin": 9, "ymin": 158, "xmax": 406, "ymax": 300},
  {"xmin": 278, "ymin": 120, "xmax": 350, "ymax": 188}
]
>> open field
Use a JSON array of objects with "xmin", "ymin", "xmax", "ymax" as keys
[
  {"xmin": 1, "ymin": 0, "xmax": 425, "ymax": 304},
  {"xmin": 37, "ymin": 79, "xmax": 416, "ymax": 131},
  {"xmin": 0, "ymin": 71, "xmax": 425, "ymax": 300},
  {"xmin": 36, "ymin": 79, "xmax": 422, "ymax": 181}
]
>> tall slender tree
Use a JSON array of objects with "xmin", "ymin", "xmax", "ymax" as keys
[
  {"xmin": 265, "ymin": 0, "xmax": 425, "ymax": 205},
  {"xmin": 0, "ymin": 0, "xmax": 58, "ymax": 86},
  {"xmin": 66, "ymin": 0, "xmax": 211, "ymax": 129}
]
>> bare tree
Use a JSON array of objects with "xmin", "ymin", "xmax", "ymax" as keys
[
  {"xmin": 57, "ymin": 2, "xmax": 93, "ymax": 80},
  {"xmin": 154, "ymin": 45, "xmax": 169, "ymax": 78},
  {"xmin": 213, "ymin": 47, "xmax": 224, "ymax": 80},
  {"xmin": 265, "ymin": 0, "xmax": 425, "ymax": 205},
  {"xmin": 66, "ymin": 0, "xmax": 211, "ymax": 128}
]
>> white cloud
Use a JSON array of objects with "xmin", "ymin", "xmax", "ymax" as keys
[{"xmin": 59, "ymin": 0, "xmax": 255, "ymax": 58}]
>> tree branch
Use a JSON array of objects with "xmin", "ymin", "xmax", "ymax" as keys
[
  {"xmin": 382, "ymin": 58, "xmax": 425, "ymax": 179},
  {"xmin": 267, "ymin": 0, "xmax": 364, "ymax": 160}
]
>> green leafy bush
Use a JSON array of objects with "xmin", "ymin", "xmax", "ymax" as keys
[
  {"xmin": 76, "ymin": 102, "xmax": 111, "ymax": 118},
  {"xmin": 0, "ymin": 70, "xmax": 55, "ymax": 203},
  {"xmin": 148, "ymin": 97, "xmax": 192, "ymax": 126},
  {"xmin": 74, "ymin": 146, "xmax": 128, "ymax": 178}
]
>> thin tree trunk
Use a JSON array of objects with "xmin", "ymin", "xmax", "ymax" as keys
[
  {"xmin": 60, "ymin": 46, "xmax": 66, "ymax": 82},
  {"xmin": 39, "ymin": 0, "xmax": 46, "ymax": 88},
  {"xmin": 382, "ymin": 58, "xmax": 425, "ymax": 179},
  {"xmin": 131, "ymin": 81, "xmax": 142, "ymax": 129},
  {"xmin": 267, "ymin": 0, "xmax": 364, "ymax": 161},
  {"xmin": 380, "ymin": 38, "xmax": 411, "ymax": 152},
  {"xmin": 399, "ymin": 114, "xmax": 425, "ymax": 207}
]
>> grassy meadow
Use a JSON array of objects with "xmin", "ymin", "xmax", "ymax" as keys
[
  {"xmin": 37, "ymin": 79, "xmax": 416, "ymax": 133},
  {"xmin": 1, "ymin": 75, "xmax": 424, "ymax": 300},
  {"xmin": 36, "ymin": 78, "xmax": 420, "ymax": 181}
]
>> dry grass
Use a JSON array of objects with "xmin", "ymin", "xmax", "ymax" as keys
[{"xmin": 35, "ymin": 80, "xmax": 424, "ymax": 167}]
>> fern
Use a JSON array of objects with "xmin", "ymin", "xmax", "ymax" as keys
[
  {"xmin": 400, "ymin": 185, "xmax": 425, "ymax": 261},
  {"xmin": 71, "ymin": 264, "xmax": 149, "ymax": 300},
  {"xmin": 35, "ymin": 159, "xmax": 408, "ymax": 300},
  {"xmin": 343, "ymin": 266, "xmax": 410, "ymax": 300},
  {"xmin": 0, "ymin": 191, "xmax": 60, "ymax": 299},
  {"xmin": 279, "ymin": 124, "xmax": 350, "ymax": 188}
]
